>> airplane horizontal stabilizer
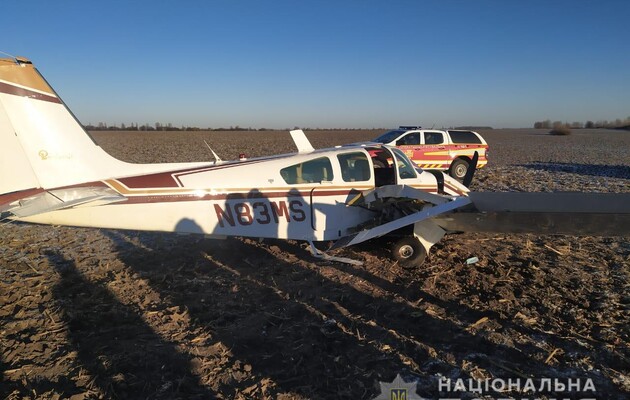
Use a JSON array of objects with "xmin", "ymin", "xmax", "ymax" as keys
[{"xmin": 4, "ymin": 187, "xmax": 126, "ymax": 218}]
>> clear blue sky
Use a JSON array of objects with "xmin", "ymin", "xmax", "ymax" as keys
[{"xmin": 2, "ymin": 0, "xmax": 629, "ymax": 129}]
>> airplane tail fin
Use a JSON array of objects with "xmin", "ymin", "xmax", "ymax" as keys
[{"xmin": 0, "ymin": 56, "xmax": 138, "ymax": 195}]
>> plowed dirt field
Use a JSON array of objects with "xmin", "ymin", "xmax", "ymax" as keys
[{"xmin": 1, "ymin": 129, "xmax": 628, "ymax": 399}]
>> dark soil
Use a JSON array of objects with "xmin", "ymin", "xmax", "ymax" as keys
[{"xmin": 1, "ymin": 129, "xmax": 628, "ymax": 399}]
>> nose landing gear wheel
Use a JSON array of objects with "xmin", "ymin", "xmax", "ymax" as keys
[{"xmin": 391, "ymin": 237, "xmax": 427, "ymax": 268}]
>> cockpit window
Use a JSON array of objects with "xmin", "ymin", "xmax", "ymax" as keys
[
  {"xmin": 337, "ymin": 152, "xmax": 371, "ymax": 182},
  {"xmin": 280, "ymin": 157, "xmax": 333, "ymax": 184},
  {"xmin": 391, "ymin": 148, "xmax": 417, "ymax": 179}
]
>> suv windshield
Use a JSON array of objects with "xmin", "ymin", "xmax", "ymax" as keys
[{"xmin": 373, "ymin": 130, "xmax": 405, "ymax": 144}]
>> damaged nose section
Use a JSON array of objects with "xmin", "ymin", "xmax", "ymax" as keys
[
  {"xmin": 331, "ymin": 185, "xmax": 471, "ymax": 258},
  {"xmin": 330, "ymin": 195, "xmax": 470, "ymax": 251}
]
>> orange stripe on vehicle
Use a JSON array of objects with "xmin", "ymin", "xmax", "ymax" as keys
[{"xmin": 423, "ymin": 150, "xmax": 451, "ymax": 156}]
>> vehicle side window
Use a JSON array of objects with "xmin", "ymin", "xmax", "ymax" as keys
[
  {"xmin": 396, "ymin": 132, "xmax": 420, "ymax": 146},
  {"xmin": 448, "ymin": 130, "xmax": 482, "ymax": 144},
  {"xmin": 424, "ymin": 132, "xmax": 444, "ymax": 145},
  {"xmin": 280, "ymin": 157, "xmax": 333, "ymax": 184},
  {"xmin": 337, "ymin": 152, "xmax": 371, "ymax": 182}
]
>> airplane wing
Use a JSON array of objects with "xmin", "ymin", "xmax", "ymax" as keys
[
  {"xmin": 331, "ymin": 189, "xmax": 630, "ymax": 251},
  {"xmin": 434, "ymin": 192, "xmax": 630, "ymax": 236}
]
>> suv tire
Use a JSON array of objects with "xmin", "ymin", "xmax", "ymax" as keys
[{"xmin": 450, "ymin": 158, "xmax": 469, "ymax": 181}]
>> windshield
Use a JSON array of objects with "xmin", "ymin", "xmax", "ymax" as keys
[
  {"xmin": 391, "ymin": 148, "xmax": 418, "ymax": 179},
  {"xmin": 373, "ymin": 130, "xmax": 405, "ymax": 144}
]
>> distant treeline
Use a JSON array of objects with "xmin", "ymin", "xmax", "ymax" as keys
[
  {"xmin": 85, "ymin": 122, "xmax": 265, "ymax": 131},
  {"xmin": 83, "ymin": 122, "xmax": 385, "ymax": 132},
  {"xmin": 533, "ymin": 118, "xmax": 630, "ymax": 130}
]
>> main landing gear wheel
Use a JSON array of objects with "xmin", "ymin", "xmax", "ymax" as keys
[
  {"xmin": 391, "ymin": 237, "xmax": 427, "ymax": 268},
  {"xmin": 450, "ymin": 158, "xmax": 469, "ymax": 181}
]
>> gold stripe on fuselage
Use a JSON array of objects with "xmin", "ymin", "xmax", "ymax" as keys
[{"xmin": 105, "ymin": 179, "xmax": 437, "ymax": 198}]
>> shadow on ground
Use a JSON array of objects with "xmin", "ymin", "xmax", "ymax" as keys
[
  {"xmin": 45, "ymin": 249, "xmax": 215, "ymax": 399},
  {"xmin": 100, "ymin": 231, "xmax": 621, "ymax": 398}
]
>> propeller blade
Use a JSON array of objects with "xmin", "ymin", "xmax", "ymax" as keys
[{"xmin": 462, "ymin": 151, "xmax": 478, "ymax": 187}]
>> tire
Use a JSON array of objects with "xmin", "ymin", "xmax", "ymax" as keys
[
  {"xmin": 449, "ymin": 158, "xmax": 469, "ymax": 181},
  {"xmin": 391, "ymin": 237, "xmax": 427, "ymax": 268}
]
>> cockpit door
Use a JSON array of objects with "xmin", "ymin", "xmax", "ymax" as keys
[
  {"xmin": 311, "ymin": 151, "xmax": 376, "ymax": 239},
  {"xmin": 390, "ymin": 147, "xmax": 419, "ymax": 181},
  {"xmin": 367, "ymin": 147, "xmax": 397, "ymax": 187}
]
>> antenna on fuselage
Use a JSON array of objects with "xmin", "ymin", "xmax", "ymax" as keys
[
  {"xmin": 203, "ymin": 140, "xmax": 223, "ymax": 164},
  {"xmin": 0, "ymin": 50, "xmax": 18, "ymax": 62}
]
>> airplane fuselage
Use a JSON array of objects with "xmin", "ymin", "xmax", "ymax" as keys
[{"xmin": 12, "ymin": 145, "xmax": 466, "ymax": 242}]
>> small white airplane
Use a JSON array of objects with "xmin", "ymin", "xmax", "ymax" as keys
[{"xmin": 1, "ymin": 56, "xmax": 629, "ymax": 267}]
